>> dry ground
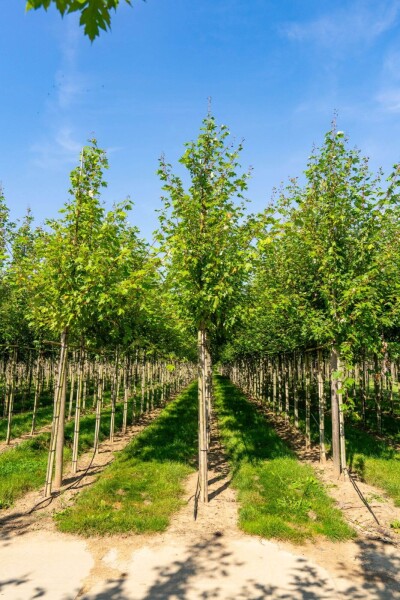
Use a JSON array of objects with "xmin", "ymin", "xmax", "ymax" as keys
[{"xmin": 0, "ymin": 403, "xmax": 399, "ymax": 599}]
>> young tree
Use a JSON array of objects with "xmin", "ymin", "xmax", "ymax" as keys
[
  {"xmin": 243, "ymin": 125, "xmax": 400, "ymax": 474},
  {"xmin": 28, "ymin": 140, "xmax": 147, "ymax": 495},
  {"xmin": 157, "ymin": 115, "xmax": 252, "ymax": 502}
]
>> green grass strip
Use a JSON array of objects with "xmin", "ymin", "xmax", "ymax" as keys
[
  {"xmin": 0, "ymin": 394, "xmax": 150, "ymax": 509},
  {"xmin": 214, "ymin": 376, "xmax": 355, "ymax": 544},
  {"xmin": 0, "ymin": 390, "xmax": 56, "ymax": 441},
  {"xmin": 0, "ymin": 435, "xmax": 65, "ymax": 509},
  {"xmin": 345, "ymin": 427, "xmax": 400, "ymax": 507},
  {"xmin": 294, "ymin": 408, "xmax": 400, "ymax": 507},
  {"xmin": 55, "ymin": 383, "xmax": 198, "ymax": 536}
]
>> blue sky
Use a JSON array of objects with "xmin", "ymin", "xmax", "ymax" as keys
[{"xmin": 2, "ymin": 0, "xmax": 400, "ymax": 240}]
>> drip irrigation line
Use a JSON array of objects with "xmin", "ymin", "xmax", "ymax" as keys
[
  {"xmin": 193, "ymin": 473, "xmax": 200, "ymax": 521},
  {"xmin": 27, "ymin": 446, "xmax": 99, "ymax": 515},
  {"xmin": 345, "ymin": 468, "xmax": 381, "ymax": 526}
]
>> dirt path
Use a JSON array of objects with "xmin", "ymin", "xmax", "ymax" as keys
[
  {"xmin": 78, "ymin": 414, "xmax": 400, "ymax": 599},
  {"xmin": 1, "ymin": 407, "xmax": 400, "ymax": 599}
]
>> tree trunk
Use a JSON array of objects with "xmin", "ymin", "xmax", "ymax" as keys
[
  {"xmin": 110, "ymin": 348, "xmax": 119, "ymax": 443},
  {"xmin": 198, "ymin": 327, "xmax": 208, "ymax": 504},
  {"xmin": 94, "ymin": 359, "xmax": 103, "ymax": 454},
  {"xmin": 305, "ymin": 353, "xmax": 311, "ymax": 449},
  {"xmin": 294, "ymin": 354, "xmax": 300, "ymax": 429},
  {"xmin": 6, "ymin": 348, "xmax": 17, "ymax": 445},
  {"xmin": 317, "ymin": 349, "xmax": 326, "ymax": 463},
  {"xmin": 284, "ymin": 356, "xmax": 290, "ymax": 422},
  {"xmin": 330, "ymin": 347, "xmax": 346, "ymax": 477},
  {"xmin": 71, "ymin": 345, "xmax": 84, "ymax": 474},
  {"xmin": 45, "ymin": 329, "xmax": 68, "ymax": 496},
  {"xmin": 30, "ymin": 351, "xmax": 42, "ymax": 436},
  {"xmin": 374, "ymin": 354, "xmax": 382, "ymax": 433}
]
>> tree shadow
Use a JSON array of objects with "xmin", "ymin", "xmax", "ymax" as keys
[
  {"xmin": 80, "ymin": 531, "xmax": 400, "ymax": 599},
  {"xmin": 0, "ymin": 574, "xmax": 47, "ymax": 599}
]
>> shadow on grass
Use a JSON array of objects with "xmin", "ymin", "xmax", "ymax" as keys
[
  {"xmin": 214, "ymin": 377, "xmax": 293, "ymax": 473},
  {"xmin": 55, "ymin": 383, "xmax": 199, "ymax": 535},
  {"xmin": 214, "ymin": 376, "xmax": 354, "ymax": 543}
]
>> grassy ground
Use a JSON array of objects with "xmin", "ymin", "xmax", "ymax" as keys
[
  {"xmin": 293, "ymin": 406, "xmax": 400, "ymax": 507},
  {"xmin": 0, "ymin": 435, "xmax": 62, "ymax": 509},
  {"xmin": 214, "ymin": 376, "xmax": 355, "ymax": 544},
  {"xmin": 55, "ymin": 383, "xmax": 198, "ymax": 535},
  {"xmin": 345, "ymin": 426, "xmax": 400, "ymax": 506},
  {"xmin": 0, "ymin": 394, "xmax": 148, "ymax": 509},
  {"xmin": 0, "ymin": 389, "xmax": 56, "ymax": 441},
  {"xmin": 0, "ymin": 388, "xmax": 114, "ymax": 442}
]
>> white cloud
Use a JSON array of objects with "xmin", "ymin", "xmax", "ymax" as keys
[
  {"xmin": 281, "ymin": 1, "xmax": 400, "ymax": 47},
  {"xmin": 376, "ymin": 89, "xmax": 400, "ymax": 112},
  {"xmin": 31, "ymin": 127, "xmax": 82, "ymax": 170}
]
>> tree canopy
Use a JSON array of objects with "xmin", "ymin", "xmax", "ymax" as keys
[{"xmin": 26, "ymin": 0, "xmax": 136, "ymax": 40}]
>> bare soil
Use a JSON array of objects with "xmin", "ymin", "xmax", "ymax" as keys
[{"xmin": 1, "ymin": 401, "xmax": 400, "ymax": 599}]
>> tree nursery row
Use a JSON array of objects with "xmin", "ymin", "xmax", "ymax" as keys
[{"xmin": 0, "ymin": 115, "xmax": 399, "ymax": 500}]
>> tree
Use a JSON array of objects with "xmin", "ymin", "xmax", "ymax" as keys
[
  {"xmin": 228, "ymin": 123, "xmax": 400, "ymax": 475},
  {"xmin": 157, "ymin": 115, "xmax": 253, "ymax": 502},
  {"xmin": 27, "ymin": 139, "xmax": 148, "ymax": 495},
  {"xmin": 26, "ymin": 0, "xmax": 138, "ymax": 41}
]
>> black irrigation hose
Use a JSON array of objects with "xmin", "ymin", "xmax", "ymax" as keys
[
  {"xmin": 193, "ymin": 473, "xmax": 200, "ymax": 521},
  {"xmin": 27, "ymin": 446, "xmax": 98, "ymax": 515},
  {"xmin": 345, "ymin": 468, "xmax": 380, "ymax": 526},
  {"xmin": 280, "ymin": 404, "xmax": 382, "ymax": 526}
]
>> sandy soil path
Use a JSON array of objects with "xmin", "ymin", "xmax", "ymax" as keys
[{"xmin": 1, "ymin": 405, "xmax": 399, "ymax": 599}]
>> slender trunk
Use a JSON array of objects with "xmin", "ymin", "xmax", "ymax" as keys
[
  {"xmin": 68, "ymin": 361, "xmax": 75, "ymax": 421},
  {"xmin": 361, "ymin": 358, "xmax": 367, "ymax": 427},
  {"xmin": 6, "ymin": 348, "xmax": 17, "ymax": 445},
  {"xmin": 205, "ymin": 337, "xmax": 212, "ymax": 446},
  {"xmin": 330, "ymin": 347, "xmax": 343, "ymax": 477},
  {"xmin": 294, "ymin": 354, "xmax": 300, "ymax": 429},
  {"xmin": 122, "ymin": 357, "xmax": 129, "ymax": 434},
  {"xmin": 110, "ymin": 348, "xmax": 119, "ymax": 442},
  {"xmin": 317, "ymin": 349, "xmax": 326, "ymax": 463},
  {"xmin": 374, "ymin": 354, "xmax": 382, "ymax": 433},
  {"xmin": 284, "ymin": 356, "xmax": 289, "ymax": 422},
  {"xmin": 30, "ymin": 352, "xmax": 42, "ymax": 436},
  {"xmin": 140, "ymin": 354, "xmax": 145, "ymax": 414},
  {"xmin": 338, "ymin": 355, "xmax": 347, "ymax": 475},
  {"xmin": 71, "ymin": 346, "xmax": 84, "ymax": 474},
  {"xmin": 305, "ymin": 353, "xmax": 311, "ymax": 449},
  {"xmin": 198, "ymin": 327, "xmax": 208, "ymax": 504},
  {"xmin": 389, "ymin": 362, "xmax": 395, "ymax": 416},
  {"xmin": 277, "ymin": 356, "xmax": 283, "ymax": 413},
  {"xmin": 94, "ymin": 359, "xmax": 104, "ymax": 454},
  {"xmin": 45, "ymin": 329, "xmax": 68, "ymax": 496},
  {"xmin": 272, "ymin": 360, "xmax": 277, "ymax": 413}
]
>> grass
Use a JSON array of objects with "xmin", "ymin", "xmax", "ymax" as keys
[
  {"xmin": 283, "ymin": 394, "xmax": 400, "ymax": 507},
  {"xmin": 0, "ymin": 390, "xmax": 55, "ymax": 441},
  {"xmin": 345, "ymin": 426, "xmax": 400, "ymax": 506},
  {"xmin": 55, "ymin": 382, "xmax": 198, "ymax": 535},
  {"xmin": 214, "ymin": 376, "xmax": 355, "ymax": 544},
  {"xmin": 0, "ymin": 392, "xmax": 155, "ymax": 509},
  {"xmin": 0, "ymin": 435, "xmax": 66, "ymax": 509}
]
